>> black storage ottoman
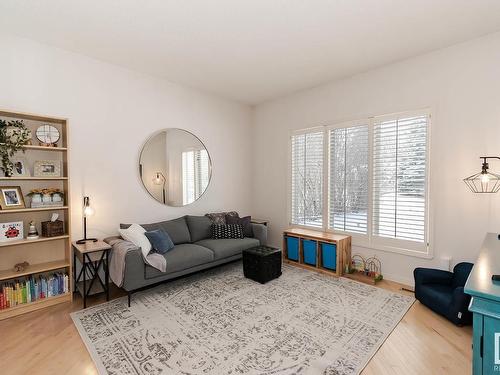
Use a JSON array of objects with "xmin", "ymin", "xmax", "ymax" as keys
[{"xmin": 242, "ymin": 245, "xmax": 282, "ymax": 284}]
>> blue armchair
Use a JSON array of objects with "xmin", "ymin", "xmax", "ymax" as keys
[{"xmin": 414, "ymin": 262, "xmax": 474, "ymax": 326}]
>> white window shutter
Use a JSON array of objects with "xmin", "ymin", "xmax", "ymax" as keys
[
  {"xmin": 329, "ymin": 125, "xmax": 369, "ymax": 233},
  {"xmin": 372, "ymin": 114, "xmax": 428, "ymax": 244},
  {"xmin": 291, "ymin": 131, "xmax": 324, "ymax": 227}
]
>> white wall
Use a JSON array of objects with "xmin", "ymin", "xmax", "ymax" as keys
[
  {"xmin": 0, "ymin": 34, "xmax": 254, "ymax": 240},
  {"xmin": 253, "ymin": 32, "xmax": 500, "ymax": 285},
  {"xmin": 2, "ymin": 31, "xmax": 500, "ymax": 286}
]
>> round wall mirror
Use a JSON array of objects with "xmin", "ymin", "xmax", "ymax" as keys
[{"xmin": 139, "ymin": 129, "xmax": 212, "ymax": 206}]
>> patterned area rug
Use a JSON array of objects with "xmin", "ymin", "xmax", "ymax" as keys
[{"xmin": 71, "ymin": 262, "xmax": 414, "ymax": 375}]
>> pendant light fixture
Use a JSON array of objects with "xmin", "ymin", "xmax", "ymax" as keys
[{"xmin": 463, "ymin": 157, "xmax": 500, "ymax": 193}]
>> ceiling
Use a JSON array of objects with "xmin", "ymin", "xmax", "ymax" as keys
[{"xmin": 1, "ymin": 1, "xmax": 500, "ymax": 104}]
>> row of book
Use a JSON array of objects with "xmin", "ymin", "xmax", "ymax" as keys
[{"xmin": 0, "ymin": 273, "xmax": 69, "ymax": 310}]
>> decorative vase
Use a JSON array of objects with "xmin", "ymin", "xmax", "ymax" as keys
[
  {"xmin": 31, "ymin": 193, "xmax": 42, "ymax": 203},
  {"xmin": 27, "ymin": 221, "xmax": 39, "ymax": 240},
  {"xmin": 52, "ymin": 193, "xmax": 63, "ymax": 203}
]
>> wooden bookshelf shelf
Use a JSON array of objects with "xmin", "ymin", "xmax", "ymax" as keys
[
  {"xmin": 0, "ymin": 235, "xmax": 69, "ymax": 248},
  {"xmin": 0, "ymin": 176, "xmax": 68, "ymax": 181},
  {"xmin": 22, "ymin": 145, "xmax": 67, "ymax": 152},
  {"xmin": 0, "ymin": 292, "xmax": 71, "ymax": 321},
  {"xmin": 0, "ymin": 109, "xmax": 72, "ymax": 319},
  {"xmin": 0, "ymin": 206, "xmax": 68, "ymax": 214},
  {"xmin": 0, "ymin": 260, "xmax": 70, "ymax": 281},
  {"xmin": 0, "ymin": 144, "xmax": 68, "ymax": 152}
]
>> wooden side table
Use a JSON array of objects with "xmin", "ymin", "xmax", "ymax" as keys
[
  {"xmin": 72, "ymin": 240, "xmax": 111, "ymax": 308},
  {"xmin": 251, "ymin": 218, "xmax": 269, "ymax": 226}
]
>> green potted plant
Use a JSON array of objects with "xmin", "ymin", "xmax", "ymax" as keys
[{"xmin": 0, "ymin": 119, "xmax": 31, "ymax": 177}]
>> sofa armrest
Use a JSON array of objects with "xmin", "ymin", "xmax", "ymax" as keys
[
  {"xmin": 252, "ymin": 223, "xmax": 268, "ymax": 245},
  {"xmin": 414, "ymin": 267, "xmax": 453, "ymax": 286},
  {"xmin": 104, "ymin": 236, "xmax": 145, "ymax": 291}
]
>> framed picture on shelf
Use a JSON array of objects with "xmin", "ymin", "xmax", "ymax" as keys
[
  {"xmin": 0, "ymin": 221, "xmax": 23, "ymax": 242},
  {"xmin": 11, "ymin": 157, "xmax": 31, "ymax": 177},
  {"xmin": 34, "ymin": 160, "xmax": 61, "ymax": 177},
  {"xmin": 0, "ymin": 186, "xmax": 25, "ymax": 210}
]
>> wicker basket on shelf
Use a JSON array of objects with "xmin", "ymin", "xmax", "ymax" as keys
[{"xmin": 41, "ymin": 220, "xmax": 64, "ymax": 237}]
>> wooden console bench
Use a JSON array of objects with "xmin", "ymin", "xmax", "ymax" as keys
[{"xmin": 282, "ymin": 228, "xmax": 351, "ymax": 277}]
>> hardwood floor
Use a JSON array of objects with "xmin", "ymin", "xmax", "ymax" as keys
[
  {"xmin": 363, "ymin": 280, "xmax": 472, "ymax": 375},
  {"xmin": 0, "ymin": 279, "xmax": 472, "ymax": 375}
]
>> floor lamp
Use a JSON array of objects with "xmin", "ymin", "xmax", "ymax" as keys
[{"xmin": 153, "ymin": 172, "xmax": 166, "ymax": 204}]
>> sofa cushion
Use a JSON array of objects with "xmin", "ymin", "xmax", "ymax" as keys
[
  {"xmin": 195, "ymin": 238, "xmax": 259, "ymax": 260},
  {"xmin": 121, "ymin": 216, "xmax": 191, "ymax": 245},
  {"xmin": 226, "ymin": 215, "xmax": 253, "ymax": 237},
  {"xmin": 186, "ymin": 215, "xmax": 212, "ymax": 242},
  {"xmin": 205, "ymin": 211, "xmax": 238, "ymax": 225},
  {"xmin": 145, "ymin": 243, "xmax": 215, "ymax": 279},
  {"xmin": 118, "ymin": 224, "xmax": 152, "ymax": 256},
  {"xmin": 144, "ymin": 229, "xmax": 174, "ymax": 254}
]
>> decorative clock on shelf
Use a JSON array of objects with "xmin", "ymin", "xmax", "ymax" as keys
[{"xmin": 35, "ymin": 124, "xmax": 60, "ymax": 147}]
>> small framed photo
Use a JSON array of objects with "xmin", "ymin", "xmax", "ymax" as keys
[
  {"xmin": 0, "ymin": 221, "xmax": 23, "ymax": 242},
  {"xmin": 12, "ymin": 158, "xmax": 31, "ymax": 177},
  {"xmin": 0, "ymin": 186, "xmax": 25, "ymax": 210},
  {"xmin": 34, "ymin": 160, "xmax": 61, "ymax": 177}
]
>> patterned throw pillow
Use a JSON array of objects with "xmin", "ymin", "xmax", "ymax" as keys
[
  {"xmin": 205, "ymin": 211, "xmax": 239, "ymax": 225},
  {"xmin": 211, "ymin": 224, "xmax": 244, "ymax": 239},
  {"xmin": 226, "ymin": 215, "xmax": 253, "ymax": 237}
]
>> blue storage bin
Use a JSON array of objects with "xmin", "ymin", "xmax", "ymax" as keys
[
  {"xmin": 286, "ymin": 236, "xmax": 299, "ymax": 261},
  {"xmin": 302, "ymin": 239, "xmax": 317, "ymax": 266},
  {"xmin": 321, "ymin": 242, "xmax": 337, "ymax": 270}
]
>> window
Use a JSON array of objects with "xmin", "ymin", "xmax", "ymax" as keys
[
  {"xmin": 290, "ymin": 110, "xmax": 430, "ymax": 256},
  {"xmin": 329, "ymin": 124, "xmax": 369, "ymax": 234},
  {"xmin": 372, "ymin": 114, "xmax": 428, "ymax": 244},
  {"xmin": 290, "ymin": 131, "xmax": 323, "ymax": 227},
  {"xmin": 182, "ymin": 149, "xmax": 209, "ymax": 205}
]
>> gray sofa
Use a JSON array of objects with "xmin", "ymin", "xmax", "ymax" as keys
[{"xmin": 111, "ymin": 215, "xmax": 267, "ymax": 304}]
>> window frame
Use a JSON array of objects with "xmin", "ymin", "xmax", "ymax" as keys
[{"xmin": 288, "ymin": 109, "xmax": 433, "ymax": 259}]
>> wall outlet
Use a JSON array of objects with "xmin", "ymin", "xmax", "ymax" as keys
[{"xmin": 439, "ymin": 256, "xmax": 452, "ymax": 271}]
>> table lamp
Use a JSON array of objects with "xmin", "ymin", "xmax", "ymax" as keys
[{"xmin": 76, "ymin": 196, "xmax": 98, "ymax": 244}]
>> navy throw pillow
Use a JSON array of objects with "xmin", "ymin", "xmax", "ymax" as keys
[{"xmin": 144, "ymin": 229, "xmax": 175, "ymax": 255}]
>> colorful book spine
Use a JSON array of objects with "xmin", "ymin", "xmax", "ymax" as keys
[{"xmin": 0, "ymin": 272, "xmax": 69, "ymax": 310}]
